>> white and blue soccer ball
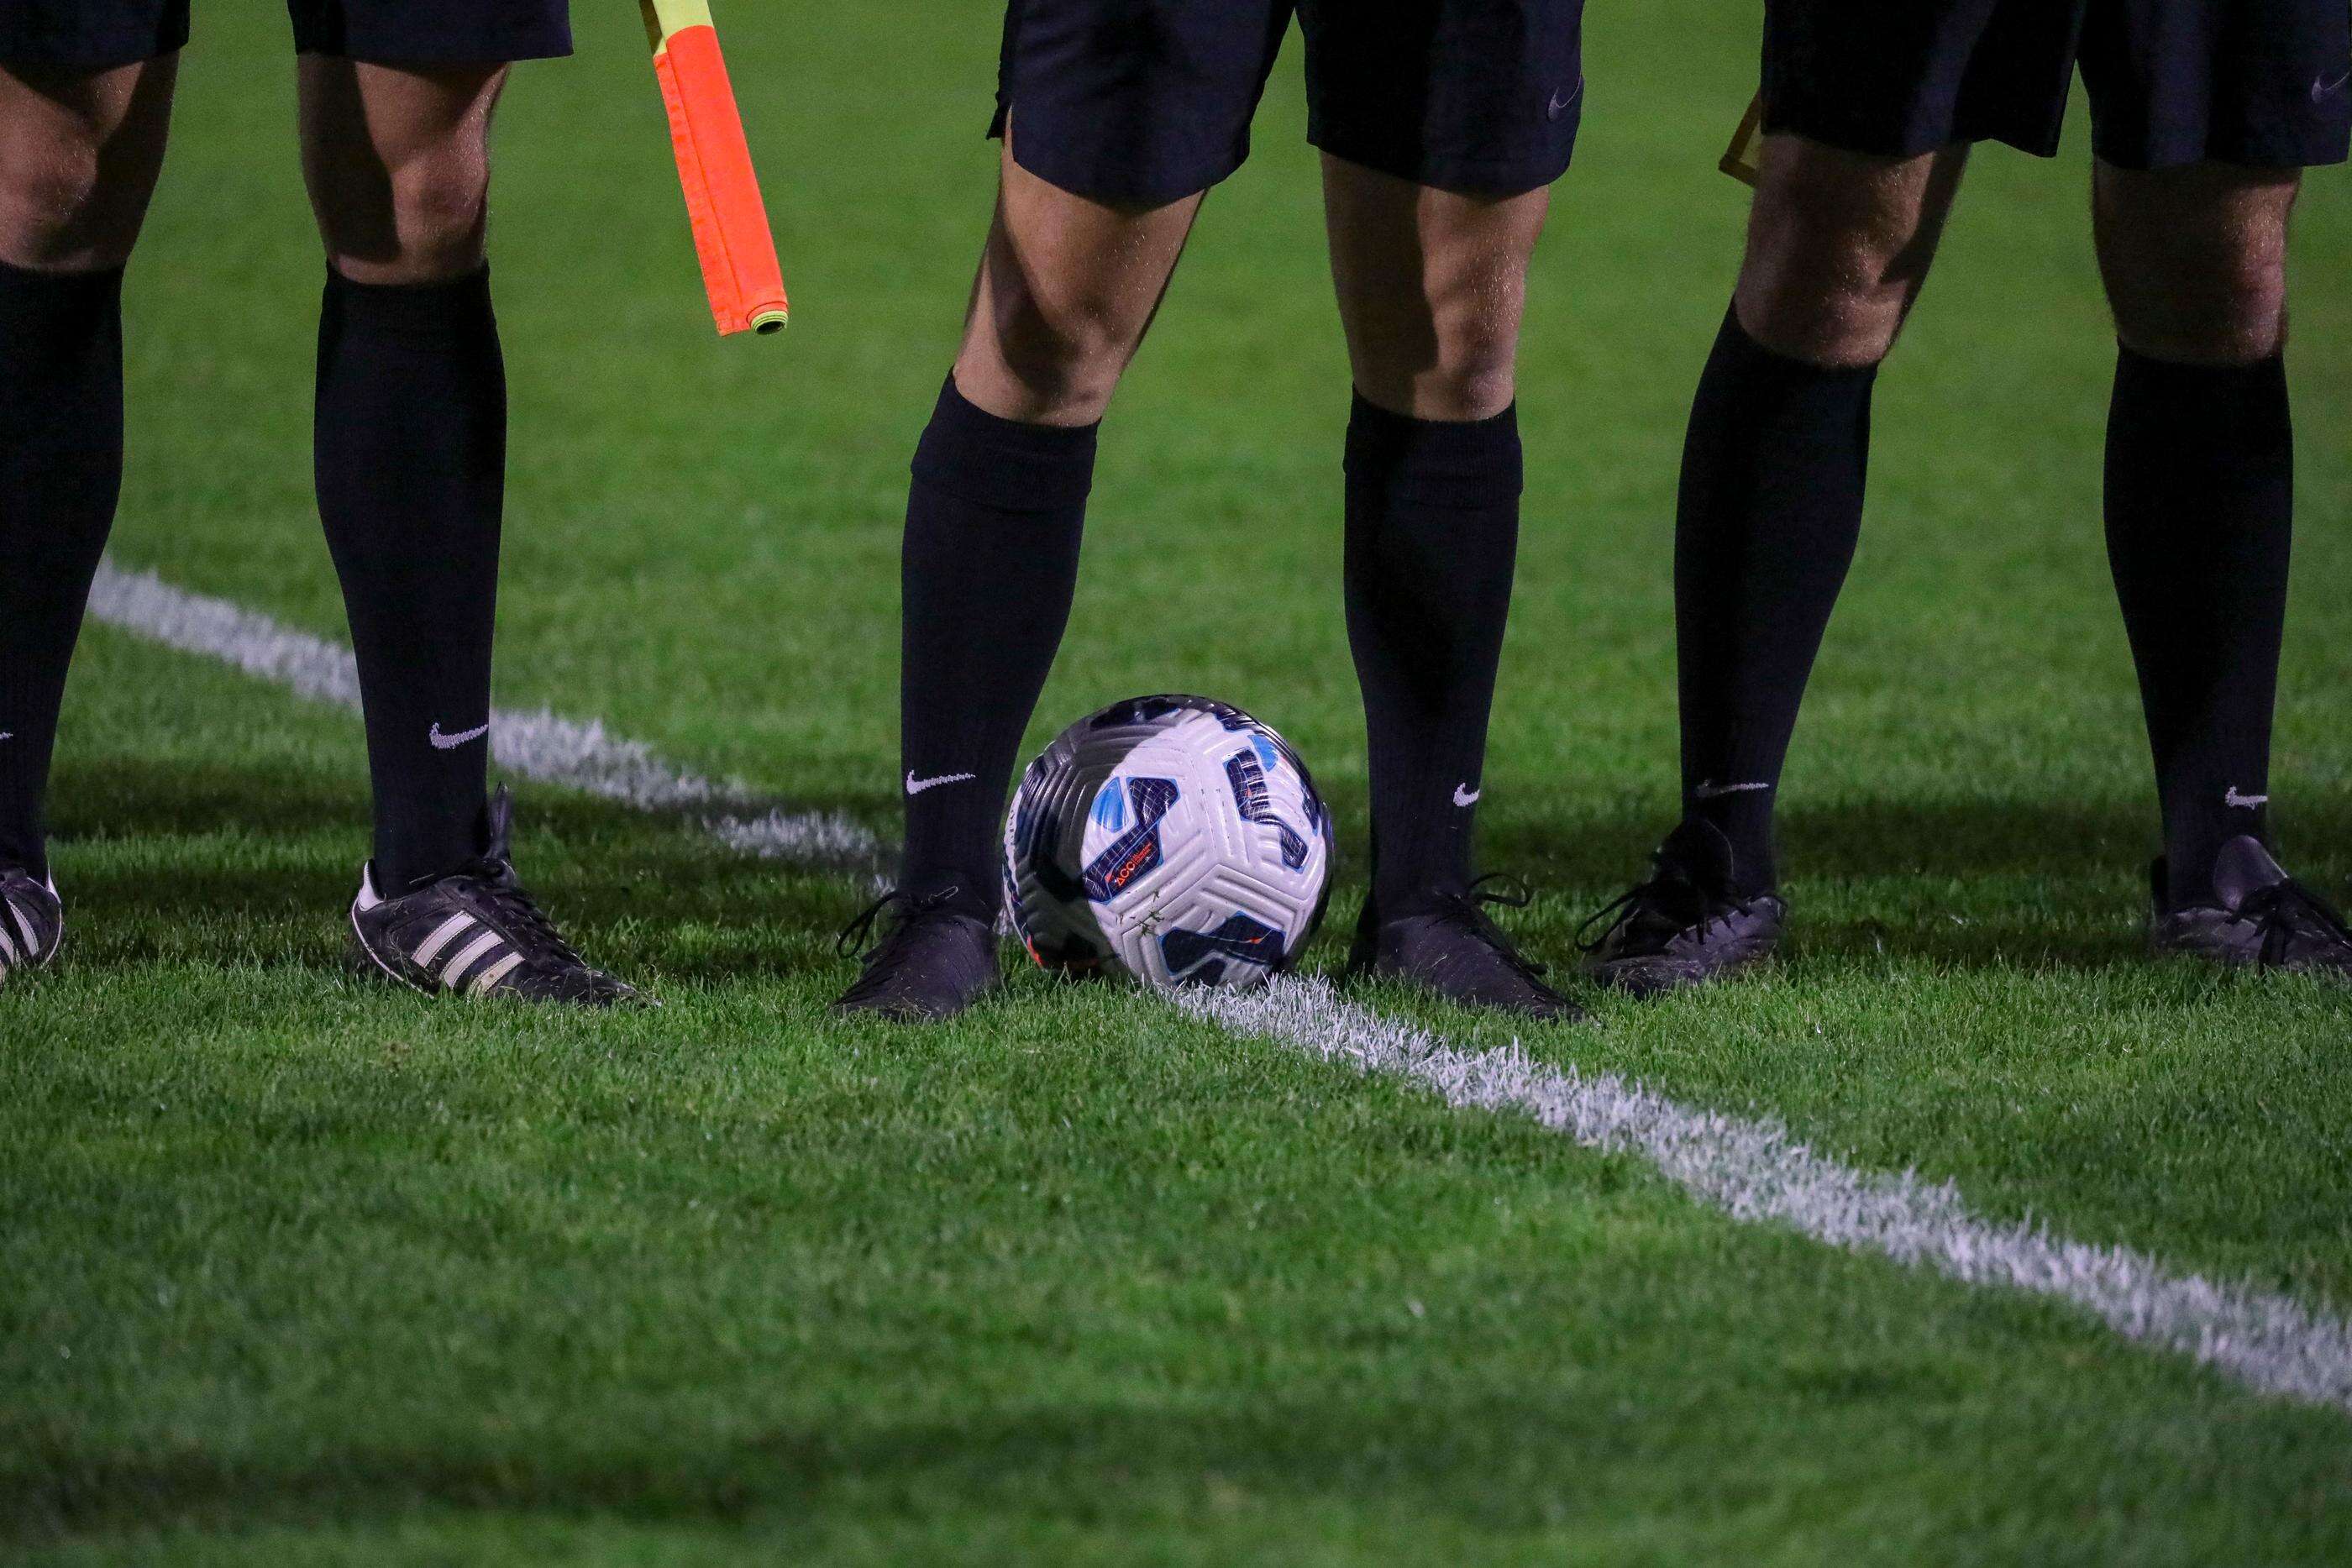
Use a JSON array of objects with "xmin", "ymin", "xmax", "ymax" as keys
[{"xmin": 1004, "ymin": 695, "xmax": 1335, "ymax": 989}]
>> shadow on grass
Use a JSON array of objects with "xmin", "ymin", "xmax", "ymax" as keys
[
  {"xmin": 0, "ymin": 1371, "xmax": 2093, "ymax": 1550},
  {"xmin": 1489, "ymin": 794, "xmax": 2352, "ymax": 973},
  {"xmin": 1486, "ymin": 795, "xmax": 2352, "ymax": 889},
  {"xmin": 42, "ymin": 757, "xmax": 884, "ymax": 985},
  {"xmin": 44, "ymin": 756, "xmax": 2352, "ymax": 983}
]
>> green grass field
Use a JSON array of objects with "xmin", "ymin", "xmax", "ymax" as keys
[{"xmin": 7, "ymin": 2, "xmax": 2352, "ymax": 1561}]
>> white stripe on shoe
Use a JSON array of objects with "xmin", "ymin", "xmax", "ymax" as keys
[
  {"xmin": 411, "ymin": 913, "xmax": 476, "ymax": 968},
  {"xmin": 6, "ymin": 894, "xmax": 37, "ymax": 957},
  {"xmin": 439, "ymin": 931, "xmax": 506, "ymax": 991},
  {"xmin": 470, "ymin": 951, "xmax": 527, "ymax": 995}
]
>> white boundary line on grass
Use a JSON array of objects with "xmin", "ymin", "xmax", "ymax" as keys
[
  {"xmin": 86, "ymin": 559, "xmax": 2352, "ymax": 1418},
  {"xmin": 86, "ymin": 563, "xmax": 879, "ymax": 869},
  {"xmin": 1183, "ymin": 981, "xmax": 2352, "ymax": 1415}
]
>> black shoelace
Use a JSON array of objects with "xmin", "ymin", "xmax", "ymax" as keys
[
  {"xmin": 459, "ymin": 859, "xmax": 585, "ymax": 968},
  {"xmin": 1577, "ymin": 860, "xmax": 1751, "ymax": 955},
  {"xmin": 838, "ymin": 885, "xmax": 969, "ymax": 965},
  {"xmin": 2236, "ymin": 878, "xmax": 2352, "ymax": 968},
  {"xmin": 1428, "ymin": 874, "xmax": 1552, "ymax": 983}
]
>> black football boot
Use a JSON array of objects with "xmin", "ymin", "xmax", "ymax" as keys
[
  {"xmin": 1581, "ymin": 818, "xmax": 1786, "ymax": 997},
  {"xmin": 832, "ymin": 885, "xmax": 1001, "ymax": 1022},
  {"xmin": 2149, "ymin": 836, "xmax": 2352, "ymax": 978},
  {"xmin": 1347, "ymin": 876, "xmax": 1584, "ymax": 1022},
  {"xmin": 349, "ymin": 787, "xmax": 643, "ymax": 1005}
]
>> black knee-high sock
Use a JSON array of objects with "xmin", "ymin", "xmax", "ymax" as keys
[
  {"xmin": 898, "ymin": 377, "xmax": 1095, "ymax": 915},
  {"xmin": 1674, "ymin": 307, "xmax": 1877, "ymax": 893},
  {"xmin": 1344, "ymin": 394, "xmax": 1522, "ymax": 917},
  {"xmin": 0, "ymin": 261, "xmax": 125, "ymax": 881},
  {"xmin": 2105, "ymin": 345, "xmax": 2294, "ymax": 909},
  {"xmin": 315, "ymin": 266, "xmax": 505, "ymax": 889}
]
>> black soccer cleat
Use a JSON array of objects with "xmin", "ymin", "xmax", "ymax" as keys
[
  {"xmin": 1347, "ymin": 876, "xmax": 1584, "ymax": 1022},
  {"xmin": 2149, "ymin": 836, "xmax": 2352, "ymax": 978},
  {"xmin": 832, "ymin": 885, "xmax": 1001, "ymax": 1022},
  {"xmin": 349, "ymin": 787, "xmax": 643, "ymax": 1006},
  {"xmin": 1581, "ymin": 818, "xmax": 1786, "ymax": 997},
  {"xmin": 0, "ymin": 868, "xmax": 63, "ymax": 984}
]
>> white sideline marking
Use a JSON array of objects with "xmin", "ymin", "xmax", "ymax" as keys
[
  {"xmin": 1182, "ymin": 979, "xmax": 2352, "ymax": 1415},
  {"xmin": 83, "ymin": 563, "xmax": 879, "ymax": 869},
  {"xmin": 86, "ymin": 560, "xmax": 2352, "ymax": 1417}
]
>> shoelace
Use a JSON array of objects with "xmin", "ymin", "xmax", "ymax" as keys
[
  {"xmin": 1576, "ymin": 860, "xmax": 1750, "ymax": 955},
  {"xmin": 455, "ymin": 859, "xmax": 585, "ymax": 969},
  {"xmin": 837, "ymin": 885, "xmax": 969, "ymax": 964},
  {"xmin": 1426, "ymin": 874, "xmax": 1552, "ymax": 983},
  {"xmin": 2235, "ymin": 878, "xmax": 2352, "ymax": 968}
]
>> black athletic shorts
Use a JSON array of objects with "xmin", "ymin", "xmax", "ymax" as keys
[
  {"xmin": 1762, "ymin": 0, "xmax": 2351, "ymax": 170},
  {"xmin": 994, "ymin": 0, "xmax": 1585, "ymax": 207},
  {"xmin": 0, "ymin": 1, "xmax": 572, "ymax": 70}
]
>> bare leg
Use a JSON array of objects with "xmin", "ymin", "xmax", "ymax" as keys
[
  {"xmin": 953, "ymin": 133, "xmax": 1204, "ymax": 424},
  {"xmin": 1321, "ymin": 155, "xmax": 1548, "ymax": 421},
  {"xmin": 299, "ymin": 57, "xmax": 505, "ymax": 284},
  {"xmin": 1735, "ymin": 134, "xmax": 1968, "ymax": 367}
]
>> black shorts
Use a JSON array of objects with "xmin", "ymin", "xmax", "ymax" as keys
[
  {"xmin": 994, "ymin": 0, "xmax": 1585, "ymax": 207},
  {"xmin": 1761, "ymin": 0, "xmax": 2352, "ymax": 170},
  {"xmin": 0, "ymin": 0, "xmax": 572, "ymax": 70}
]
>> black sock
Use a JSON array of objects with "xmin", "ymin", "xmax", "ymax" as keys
[
  {"xmin": 2105, "ymin": 345, "xmax": 2293, "ymax": 909},
  {"xmin": 898, "ymin": 377, "xmax": 1095, "ymax": 914},
  {"xmin": 315, "ymin": 267, "xmax": 505, "ymax": 889},
  {"xmin": 1673, "ymin": 306, "xmax": 1877, "ymax": 894},
  {"xmin": 1343, "ymin": 393, "xmax": 1522, "ymax": 916},
  {"xmin": 0, "ymin": 260, "xmax": 125, "ymax": 882}
]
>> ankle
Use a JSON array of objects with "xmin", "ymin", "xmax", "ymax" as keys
[
  {"xmin": 899, "ymin": 868, "xmax": 997, "ymax": 923},
  {"xmin": 1687, "ymin": 822, "xmax": 1776, "ymax": 898}
]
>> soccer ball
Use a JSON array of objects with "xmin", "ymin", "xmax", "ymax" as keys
[{"xmin": 1005, "ymin": 695, "xmax": 1335, "ymax": 989}]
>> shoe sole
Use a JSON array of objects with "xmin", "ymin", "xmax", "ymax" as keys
[
  {"xmin": 830, "ymin": 981, "xmax": 1000, "ymax": 1024},
  {"xmin": 1346, "ymin": 964, "xmax": 1590, "ymax": 1025},
  {"xmin": 1589, "ymin": 947, "xmax": 1777, "ymax": 999}
]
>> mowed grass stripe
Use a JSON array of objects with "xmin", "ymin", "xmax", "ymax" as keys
[{"xmin": 90, "ymin": 557, "xmax": 2352, "ymax": 1419}]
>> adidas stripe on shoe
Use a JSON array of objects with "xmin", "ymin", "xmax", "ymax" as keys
[
  {"xmin": 348, "ymin": 787, "xmax": 643, "ymax": 1007},
  {"xmin": 0, "ymin": 868, "xmax": 62, "ymax": 983}
]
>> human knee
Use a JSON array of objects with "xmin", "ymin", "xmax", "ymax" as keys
[
  {"xmin": 1735, "ymin": 141, "xmax": 1954, "ymax": 367},
  {"xmin": 0, "ymin": 63, "xmax": 172, "ymax": 270},
  {"xmin": 314, "ymin": 145, "xmax": 492, "ymax": 284},
  {"xmin": 1324, "ymin": 170, "xmax": 1543, "ymax": 422},
  {"xmin": 0, "ymin": 145, "xmax": 135, "ymax": 270},
  {"xmin": 967, "ymin": 275, "xmax": 1145, "ymax": 426},
  {"xmin": 302, "ymin": 61, "xmax": 503, "ymax": 285},
  {"xmin": 1357, "ymin": 297, "xmax": 1521, "ymax": 422},
  {"xmin": 2118, "ymin": 255, "xmax": 2286, "ymax": 364},
  {"xmin": 2098, "ymin": 174, "xmax": 2292, "ymax": 364}
]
